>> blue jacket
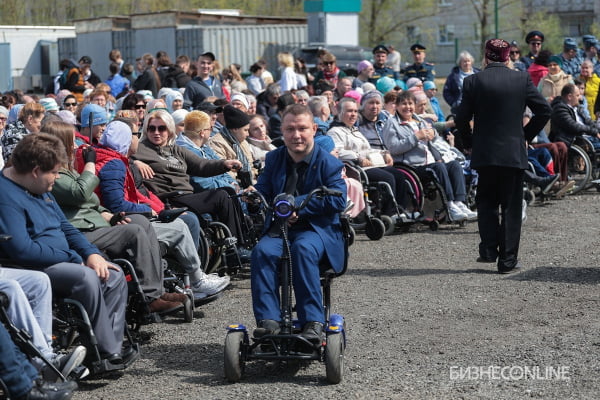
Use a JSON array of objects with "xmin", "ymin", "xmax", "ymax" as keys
[
  {"xmin": 175, "ymin": 133, "xmax": 237, "ymax": 192},
  {"xmin": 443, "ymin": 66, "xmax": 480, "ymax": 113},
  {"xmin": 255, "ymin": 145, "xmax": 347, "ymax": 272},
  {"xmin": 0, "ymin": 172, "xmax": 100, "ymax": 267}
]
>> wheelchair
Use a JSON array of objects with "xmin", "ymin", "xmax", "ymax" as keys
[
  {"xmin": 564, "ymin": 137, "xmax": 593, "ymax": 194},
  {"xmin": 393, "ymin": 163, "xmax": 467, "ymax": 231},
  {"xmin": 342, "ymin": 161, "xmax": 392, "ymax": 239},
  {"xmin": 158, "ymin": 191, "xmax": 249, "ymax": 278},
  {"xmin": 223, "ymin": 187, "xmax": 350, "ymax": 384}
]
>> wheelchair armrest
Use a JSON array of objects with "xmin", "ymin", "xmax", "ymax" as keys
[
  {"xmin": 157, "ymin": 207, "xmax": 188, "ymax": 223},
  {"xmin": 0, "ymin": 234, "xmax": 12, "ymax": 242}
]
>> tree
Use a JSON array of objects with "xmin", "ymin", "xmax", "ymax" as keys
[{"xmin": 360, "ymin": 0, "xmax": 437, "ymax": 46}]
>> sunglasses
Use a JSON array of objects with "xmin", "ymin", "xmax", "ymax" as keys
[
  {"xmin": 132, "ymin": 131, "xmax": 141, "ymax": 138},
  {"xmin": 135, "ymin": 104, "xmax": 146, "ymax": 110},
  {"xmin": 0, "ymin": 117, "xmax": 6, "ymax": 121},
  {"xmin": 147, "ymin": 125, "xmax": 168, "ymax": 133},
  {"xmin": 510, "ymin": 51, "xmax": 520, "ymax": 55},
  {"xmin": 323, "ymin": 61, "xmax": 335, "ymax": 65},
  {"xmin": 64, "ymin": 102, "xmax": 77, "ymax": 107}
]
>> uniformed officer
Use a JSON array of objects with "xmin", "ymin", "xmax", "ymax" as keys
[
  {"xmin": 401, "ymin": 44, "xmax": 435, "ymax": 82},
  {"xmin": 580, "ymin": 35, "xmax": 599, "ymax": 70},
  {"xmin": 370, "ymin": 44, "xmax": 400, "ymax": 83},
  {"xmin": 558, "ymin": 38, "xmax": 582, "ymax": 77},
  {"xmin": 520, "ymin": 30, "xmax": 544, "ymax": 69}
]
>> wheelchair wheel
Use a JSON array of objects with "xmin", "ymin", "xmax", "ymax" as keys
[
  {"xmin": 568, "ymin": 145, "xmax": 592, "ymax": 194},
  {"xmin": 325, "ymin": 332, "xmax": 344, "ymax": 384},
  {"xmin": 380, "ymin": 215, "xmax": 395, "ymax": 236},
  {"xmin": 224, "ymin": 331, "xmax": 245, "ymax": 382},
  {"xmin": 347, "ymin": 226, "xmax": 356, "ymax": 247},
  {"xmin": 365, "ymin": 217, "xmax": 385, "ymax": 240},
  {"xmin": 183, "ymin": 297, "xmax": 193, "ymax": 323}
]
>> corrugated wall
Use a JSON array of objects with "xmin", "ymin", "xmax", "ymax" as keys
[{"xmin": 176, "ymin": 24, "xmax": 306, "ymax": 72}]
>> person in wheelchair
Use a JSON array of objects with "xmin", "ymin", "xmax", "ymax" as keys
[
  {"xmin": 382, "ymin": 91, "xmax": 476, "ymax": 221},
  {"xmin": 77, "ymin": 119, "xmax": 230, "ymax": 300},
  {"xmin": 328, "ymin": 97, "xmax": 412, "ymax": 217},
  {"xmin": 250, "ymin": 104, "xmax": 347, "ymax": 343},
  {"xmin": 131, "ymin": 110, "xmax": 252, "ymax": 259},
  {"xmin": 0, "ymin": 268, "xmax": 87, "ymax": 381},
  {"xmin": 549, "ymin": 83, "xmax": 600, "ymax": 148},
  {"xmin": 42, "ymin": 121, "xmax": 189, "ymax": 314},
  {"xmin": 0, "ymin": 134, "xmax": 132, "ymax": 368},
  {"xmin": 0, "ymin": 321, "xmax": 77, "ymax": 400}
]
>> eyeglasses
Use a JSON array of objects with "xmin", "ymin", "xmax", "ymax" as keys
[
  {"xmin": 135, "ymin": 104, "xmax": 146, "ymax": 110},
  {"xmin": 147, "ymin": 125, "xmax": 168, "ymax": 133},
  {"xmin": 510, "ymin": 51, "xmax": 520, "ymax": 55},
  {"xmin": 64, "ymin": 102, "xmax": 77, "ymax": 107},
  {"xmin": 323, "ymin": 61, "xmax": 335, "ymax": 65}
]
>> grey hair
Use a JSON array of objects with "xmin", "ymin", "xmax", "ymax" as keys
[
  {"xmin": 308, "ymin": 95, "xmax": 328, "ymax": 115},
  {"xmin": 457, "ymin": 50, "xmax": 475, "ymax": 66},
  {"xmin": 142, "ymin": 109, "xmax": 177, "ymax": 145}
]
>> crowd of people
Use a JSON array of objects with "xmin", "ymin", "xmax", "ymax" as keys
[{"xmin": 0, "ymin": 32, "xmax": 598, "ymax": 398}]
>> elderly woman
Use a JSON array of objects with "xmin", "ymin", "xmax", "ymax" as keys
[
  {"xmin": 2, "ymin": 102, "xmax": 45, "ymax": 164},
  {"xmin": 382, "ymin": 91, "xmax": 476, "ymax": 221},
  {"xmin": 353, "ymin": 60, "xmax": 374, "ymax": 89},
  {"xmin": 578, "ymin": 60, "xmax": 600, "ymax": 120},
  {"xmin": 166, "ymin": 90, "xmax": 184, "ymax": 113},
  {"xmin": 175, "ymin": 110, "xmax": 239, "ymax": 193},
  {"xmin": 443, "ymin": 50, "xmax": 480, "ymax": 114},
  {"xmin": 538, "ymin": 56, "xmax": 573, "ymax": 102},
  {"xmin": 327, "ymin": 97, "xmax": 410, "ymax": 216},
  {"xmin": 131, "ymin": 109, "xmax": 251, "ymax": 258},
  {"xmin": 208, "ymin": 105, "xmax": 258, "ymax": 187}
]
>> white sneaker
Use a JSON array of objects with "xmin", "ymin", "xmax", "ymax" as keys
[
  {"xmin": 192, "ymin": 274, "xmax": 231, "ymax": 298},
  {"xmin": 455, "ymin": 201, "xmax": 477, "ymax": 220},
  {"xmin": 447, "ymin": 202, "xmax": 467, "ymax": 222}
]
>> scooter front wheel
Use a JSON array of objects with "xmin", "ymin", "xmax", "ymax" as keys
[
  {"xmin": 224, "ymin": 331, "xmax": 245, "ymax": 382},
  {"xmin": 325, "ymin": 332, "xmax": 344, "ymax": 384}
]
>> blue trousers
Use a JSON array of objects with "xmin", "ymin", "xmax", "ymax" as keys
[
  {"xmin": 251, "ymin": 229, "xmax": 325, "ymax": 325},
  {"xmin": 0, "ymin": 322, "xmax": 37, "ymax": 398},
  {"xmin": 416, "ymin": 160, "xmax": 466, "ymax": 202}
]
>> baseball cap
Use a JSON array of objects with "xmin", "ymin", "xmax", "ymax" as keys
[{"xmin": 80, "ymin": 104, "xmax": 108, "ymax": 127}]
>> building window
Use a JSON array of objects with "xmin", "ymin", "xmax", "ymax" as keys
[
  {"xmin": 473, "ymin": 23, "xmax": 481, "ymax": 42},
  {"xmin": 439, "ymin": 0, "xmax": 453, "ymax": 6},
  {"xmin": 439, "ymin": 24, "xmax": 455, "ymax": 44},
  {"xmin": 407, "ymin": 26, "xmax": 421, "ymax": 44}
]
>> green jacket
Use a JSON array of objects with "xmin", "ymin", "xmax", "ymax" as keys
[{"xmin": 52, "ymin": 168, "xmax": 111, "ymax": 231}]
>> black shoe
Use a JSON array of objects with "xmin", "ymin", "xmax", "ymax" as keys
[
  {"xmin": 100, "ymin": 352, "xmax": 123, "ymax": 365},
  {"xmin": 538, "ymin": 174, "xmax": 560, "ymax": 194},
  {"xmin": 253, "ymin": 319, "xmax": 280, "ymax": 338},
  {"xmin": 301, "ymin": 321, "xmax": 324, "ymax": 344},
  {"xmin": 237, "ymin": 247, "xmax": 252, "ymax": 262},
  {"xmin": 498, "ymin": 261, "xmax": 523, "ymax": 274},
  {"xmin": 476, "ymin": 256, "xmax": 496, "ymax": 263},
  {"xmin": 21, "ymin": 379, "xmax": 76, "ymax": 400}
]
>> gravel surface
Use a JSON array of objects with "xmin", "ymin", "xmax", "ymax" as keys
[{"xmin": 73, "ymin": 191, "xmax": 600, "ymax": 400}]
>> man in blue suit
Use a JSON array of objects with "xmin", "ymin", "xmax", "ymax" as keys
[{"xmin": 250, "ymin": 104, "xmax": 347, "ymax": 343}]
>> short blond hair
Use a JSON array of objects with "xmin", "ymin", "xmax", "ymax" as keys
[
  {"xmin": 278, "ymin": 52, "xmax": 294, "ymax": 68},
  {"xmin": 183, "ymin": 110, "xmax": 210, "ymax": 140}
]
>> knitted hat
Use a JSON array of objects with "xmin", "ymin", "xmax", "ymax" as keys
[
  {"xmin": 0, "ymin": 106, "xmax": 8, "ymax": 118},
  {"xmin": 171, "ymin": 109, "xmax": 189, "ymax": 126},
  {"xmin": 394, "ymin": 80, "xmax": 407, "ymax": 91},
  {"xmin": 136, "ymin": 90, "xmax": 154, "ymax": 101},
  {"xmin": 8, "ymin": 104, "xmax": 24, "ymax": 124},
  {"xmin": 166, "ymin": 90, "xmax": 184, "ymax": 113},
  {"xmin": 80, "ymin": 104, "xmax": 108, "ymax": 127},
  {"xmin": 376, "ymin": 76, "xmax": 396, "ymax": 94},
  {"xmin": 423, "ymin": 81, "xmax": 437, "ymax": 91},
  {"xmin": 406, "ymin": 77, "xmax": 423, "ymax": 89},
  {"xmin": 100, "ymin": 120, "xmax": 132, "ymax": 156},
  {"xmin": 357, "ymin": 60, "xmax": 373, "ymax": 73},
  {"xmin": 157, "ymin": 87, "xmax": 174, "ymax": 100},
  {"xmin": 57, "ymin": 110, "xmax": 77, "ymax": 125},
  {"xmin": 343, "ymin": 90, "xmax": 362, "ymax": 103},
  {"xmin": 223, "ymin": 105, "xmax": 250, "ymax": 129},
  {"xmin": 362, "ymin": 82, "xmax": 376, "ymax": 93},
  {"xmin": 485, "ymin": 39, "xmax": 510, "ymax": 62},
  {"xmin": 548, "ymin": 55, "xmax": 563, "ymax": 68},
  {"xmin": 230, "ymin": 93, "xmax": 250, "ymax": 110},
  {"xmin": 360, "ymin": 90, "xmax": 383, "ymax": 105},
  {"xmin": 39, "ymin": 98, "xmax": 59, "ymax": 112}
]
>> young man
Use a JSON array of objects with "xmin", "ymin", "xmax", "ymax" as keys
[
  {"xmin": 0, "ymin": 133, "xmax": 133, "ymax": 364},
  {"xmin": 521, "ymin": 30, "xmax": 544, "ymax": 69},
  {"xmin": 402, "ymin": 44, "xmax": 436, "ymax": 82},
  {"xmin": 370, "ymin": 45, "xmax": 399, "ymax": 83},
  {"xmin": 455, "ymin": 39, "xmax": 551, "ymax": 274},
  {"xmin": 250, "ymin": 104, "xmax": 347, "ymax": 343},
  {"xmin": 183, "ymin": 52, "xmax": 225, "ymax": 109}
]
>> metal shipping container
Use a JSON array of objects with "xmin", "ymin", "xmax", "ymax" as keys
[{"xmin": 176, "ymin": 24, "xmax": 306, "ymax": 73}]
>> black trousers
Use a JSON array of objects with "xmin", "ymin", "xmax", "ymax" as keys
[{"xmin": 475, "ymin": 167, "xmax": 524, "ymax": 270}]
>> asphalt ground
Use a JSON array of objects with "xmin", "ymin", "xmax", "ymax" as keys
[{"xmin": 73, "ymin": 190, "xmax": 600, "ymax": 400}]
